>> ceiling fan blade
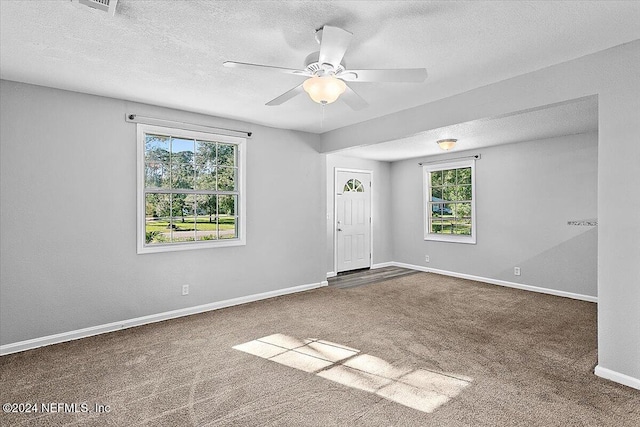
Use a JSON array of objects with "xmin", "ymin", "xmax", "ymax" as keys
[
  {"xmin": 340, "ymin": 84, "xmax": 368, "ymax": 111},
  {"xmin": 318, "ymin": 26, "xmax": 353, "ymax": 69},
  {"xmin": 223, "ymin": 61, "xmax": 309, "ymax": 76},
  {"xmin": 338, "ymin": 68, "xmax": 428, "ymax": 83},
  {"xmin": 265, "ymin": 83, "xmax": 305, "ymax": 106}
]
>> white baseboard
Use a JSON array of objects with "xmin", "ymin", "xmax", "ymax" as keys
[
  {"xmin": 0, "ymin": 280, "xmax": 328, "ymax": 356},
  {"xmin": 392, "ymin": 262, "xmax": 598, "ymax": 303},
  {"xmin": 371, "ymin": 262, "xmax": 394, "ymax": 269},
  {"xmin": 326, "ymin": 271, "xmax": 337, "ymax": 278},
  {"xmin": 595, "ymin": 365, "xmax": 640, "ymax": 390}
]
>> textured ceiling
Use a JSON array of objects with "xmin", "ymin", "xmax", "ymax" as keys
[{"xmin": 1, "ymin": 1, "xmax": 639, "ymax": 136}]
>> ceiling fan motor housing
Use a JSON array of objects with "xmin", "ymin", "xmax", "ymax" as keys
[{"xmin": 304, "ymin": 52, "xmax": 345, "ymax": 76}]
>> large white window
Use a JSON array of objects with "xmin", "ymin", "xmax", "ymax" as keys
[
  {"xmin": 423, "ymin": 159, "xmax": 476, "ymax": 244},
  {"xmin": 137, "ymin": 124, "xmax": 246, "ymax": 254}
]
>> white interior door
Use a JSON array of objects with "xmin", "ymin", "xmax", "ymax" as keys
[{"xmin": 336, "ymin": 171, "xmax": 371, "ymax": 273}]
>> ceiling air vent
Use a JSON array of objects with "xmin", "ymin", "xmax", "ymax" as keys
[{"xmin": 74, "ymin": 0, "xmax": 118, "ymax": 16}]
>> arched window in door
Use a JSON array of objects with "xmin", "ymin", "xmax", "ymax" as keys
[{"xmin": 343, "ymin": 178, "xmax": 364, "ymax": 192}]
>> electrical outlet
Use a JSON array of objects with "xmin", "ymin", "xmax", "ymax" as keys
[
  {"xmin": 182, "ymin": 284, "xmax": 189, "ymax": 296},
  {"xmin": 514, "ymin": 267, "xmax": 521, "ymax": 276},
  {"xmin": 425, "ymin": 255, "xmax": 430, "ymax": 263}
]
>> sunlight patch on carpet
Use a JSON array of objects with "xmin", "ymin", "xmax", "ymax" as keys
[{"xmin": 233, "ymin": 334, "xmax": 472, "ymax": 413}]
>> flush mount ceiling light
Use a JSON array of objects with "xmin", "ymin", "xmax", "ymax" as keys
[{"xmin": 437, "ymin": 139, "xmax": 457, "ymax": 150}]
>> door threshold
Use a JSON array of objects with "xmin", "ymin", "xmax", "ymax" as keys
[{"xmin": 337, "ymin": 267, "xmax": 371, "ymax": 277}]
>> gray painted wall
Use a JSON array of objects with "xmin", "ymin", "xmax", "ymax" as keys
[
  {"xmin": 2, "ymin": 40, "xmax": 638, "ymax": 387},
  {"xmin": 391, "ymin": 133, "xmax": 598, "ymax": 297},
  {"xmin": 0, "ymin": 80, "xmax": 325, "ymax": 345},
  {"xmin": 320, "ymin": 41, "xmax": 640, "ymax": 384},
  {"xmin": 324, "ymin": 154, "xmax": 393, "ymax": 275}
]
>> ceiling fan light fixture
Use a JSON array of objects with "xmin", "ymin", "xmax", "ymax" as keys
[
  {"xmin": 437, "ymin": 139, "xmax": 457, "ymax": 150},
  {"xmin": 303, "ymin": 75, "xmax": 346, "ymax": 104}
]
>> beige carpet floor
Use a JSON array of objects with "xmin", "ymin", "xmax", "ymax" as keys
[{"xmin": 1, "ymin": 272, "xmax": 639, "ymax": 426}]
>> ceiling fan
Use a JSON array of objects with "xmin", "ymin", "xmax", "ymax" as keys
[{"xmin": 223, "ymin": 25, "xmax": 428, "ymax": 110}]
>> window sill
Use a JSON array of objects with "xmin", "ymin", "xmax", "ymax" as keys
[
  {"xmin": 137, "ymin": 238, "xmax": 246, "ymax": 254},
  {"xmin": 424, "ymin": 234, "xmax": 476, "ymax": 244}
]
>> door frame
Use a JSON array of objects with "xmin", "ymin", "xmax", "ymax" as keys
[{"xmin": 333, "ymin": 168, "xmax": 373, "ymax": 275}]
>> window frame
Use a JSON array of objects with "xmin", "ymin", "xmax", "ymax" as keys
[
  {"xmin": 136, "ymin": 124, "xmax": 246, "ymax": 254},
  {"xmin": 422, "ymin": 159, "xmax": 476, "ymax": 244}
]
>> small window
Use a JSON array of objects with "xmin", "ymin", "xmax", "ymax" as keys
[
  {"xmin": 137, "ymin": 124, "xmax": 246, "ymax": 253},
  {"xmin": 344, "ymin": 179, "xmax": 364, "ymax": 192},
  {"xmin": 423, "ymin": 159, "xmax": 476, "ymax": 244}
]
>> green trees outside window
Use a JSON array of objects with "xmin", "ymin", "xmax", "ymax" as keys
[
  {"xmin": 428, "ymin": 167, "xmax": 473, "ymax": 236},
  {"xmin": 423, "ymin": 159, "xmax": 476, "ymax": 244},
  {"xmin": 143, "ymin": 133, "xmax": 239, "ymax": 245}
]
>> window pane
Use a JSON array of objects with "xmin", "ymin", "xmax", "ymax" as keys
[
  {"xmin": 441, "ymin": 218, "xmax": 455, "ymax": 234},
  {"xmin": 145, "ymin": 135, "xmax": 170, "ymax": 189},
  {"xmin": 431, "ymin": 186, "xmax": 442, "ymax": 200},
  {"xmin": 218, "ymin": 195, "xmax": 236, "ymax": 216},
  {"xmin": 430, "ymin": 220, "xmax": 443, "ymax": 234},
  {"xmin": 460, "ymin": 185, "xmax": 472, "ymax": 201},
  {"xmin": 431, "ymin": 203, "xmax": 444, "ymax": 217},
  {"xmin": 196, "ymin": 194, "xmax": 217, "ymax": 220},
  {"xmin": 194, "ymin": 194, "xmax": 217, "ymax": 241},
  {"xmin": 196, "ymin": 221, "xmax": 218, "ymax": 240},
  {"xmin": 220, "ymin": 217, "xmax": 237, "ymax": 239},
  {"xmin": 457, "ymin": 202, "xmax": 472, "ymax": 220},
  {"xmin": 196, "ymin": 140, "xmax": 216, "ymax": 158},
  {"xmin": 195, "ymin": 141, "xmax": 217, "ymax": 190},
  {"xmin": 444, "ymin": 169, "xmax": 456, "ymax": 185},
  {"xmin": 172, "ymin": 137, "xmax": 195, "ymax": 155},
  {"xmin": 431, "ymin": 171, "xmax": 442, "ymax": 186},
  {"xmin": 442, "ymin": 186, "xmax": 459, "ymax": 201},
  {"xmin": 217, "ymin": 167, "xmax": 237, "ymax": 191},
  {"xmin": 454, "ymin": 223, "xmax": 472, "ymax": 235},
  {"xmin": 169, "ymin": 193, "xmax": 188, "ymax": 239},
  {"xmin": 218, "ymin": 195, "xmax": 237, "ymax": 239},
  {"xmin": 217, "ymin": 143, "xmax": 236, "ymax": 166},
  {"xmin": 457, "ymin": 167, "xmax": 472, "ymax": 185},
  {"xmin": 145, "ymin": 193, "xmax": 171, "ymax": 244},
  {"xmin": 196, "ymin": 166, "xmax": 217, "ymax": 191},
  {"xmin": 178, "ymin": 194, "xmax": 196, "ymax": 242},
  {"xmin": 171, "ymin": 138, "xmax": 195, "ymax": 189},
  {"xmin": 145, "ymin": 193, "xmax": 169, "ymax": 218},
  {"xmin": 145, "ymin": 160, "xmax": 169, "ymax": 189},
  {"xmin": 444, "ymin": 203, "xmax": 455, "ymax": 217},
  {"xmin": 145, "ymin": 216, "xmax": 171, "ymax": 244},
  {"xmin": 145, "ymin": 135, "xmax": 170, "ymax": 159},
  {"xmin": 170, "ymin": 195, "xmax": 196, "ymax": 243}
]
